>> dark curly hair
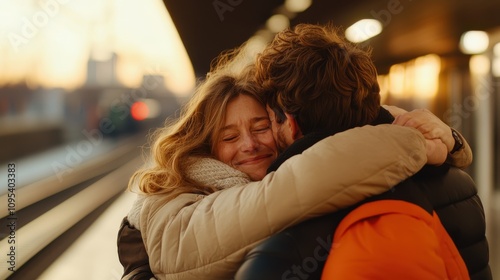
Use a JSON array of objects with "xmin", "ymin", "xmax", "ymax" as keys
[{"xmin": 255, "ymin": 23, "xmax": 381, "ymax": 135}]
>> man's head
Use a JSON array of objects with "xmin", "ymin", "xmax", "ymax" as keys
[{"xmin": 255, "ymin": 23, "xmax": 381, "ymax": 150}]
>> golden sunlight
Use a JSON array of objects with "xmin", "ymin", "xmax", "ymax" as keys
[{"xmin": 0, "ymin": 0, "xmax": 195, "ymax": 96}]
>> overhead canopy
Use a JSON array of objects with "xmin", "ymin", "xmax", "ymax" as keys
[{"xmin": 163, "ymin": 0, "xmax": 500, "ymax": 76}]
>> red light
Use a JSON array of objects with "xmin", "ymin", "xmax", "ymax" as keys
[{"xmin": 131, "ymin": 101, "xmax": 149, "ymax": 121}]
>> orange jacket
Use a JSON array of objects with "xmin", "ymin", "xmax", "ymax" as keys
[{"xmin": 321, "ymin": 200, "xmax": 469, "ymax": 280}]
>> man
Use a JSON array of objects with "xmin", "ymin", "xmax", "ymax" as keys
[
  {"xmin": 234, "ymin": 24, "xmax": 491, "ymax": 279},
  {"xmin": 117, "ymin": 25, "xmax": 487, "ymax": 279}
]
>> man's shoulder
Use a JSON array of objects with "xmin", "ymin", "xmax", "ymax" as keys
[{"xmin": 413, "ymin": 165, "xmax": 477, "ymax": 204}]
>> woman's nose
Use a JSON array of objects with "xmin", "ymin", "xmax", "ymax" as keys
[{"xmin": 240, "ymin": 133, "xmax": 259, "ymax": 152}]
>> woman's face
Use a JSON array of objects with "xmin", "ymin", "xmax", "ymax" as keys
[{"xmin": 214, "ymin": 94, "xmax": 278, "ymax": 181}]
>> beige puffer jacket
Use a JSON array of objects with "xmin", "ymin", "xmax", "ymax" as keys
[{"xmin": 138, "ymin": 124, "xmax": 428, "ymax": 280}]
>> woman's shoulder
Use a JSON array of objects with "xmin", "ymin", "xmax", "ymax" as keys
[
  {"xmin": 140, "ymin": 194, "xmax": 200, "ymax": 229},
  {"xmin": 142, "ymin": 192, "xmax": 202, "ymax": 214}
]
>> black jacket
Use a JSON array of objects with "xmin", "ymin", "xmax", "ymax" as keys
[
  {"xmin": 234, "ymin": 110, "xmax": 491, "ymax": 280},
  {"xmin": 117, "ymin": 217, "xmax": 155, "ymax": 280}
]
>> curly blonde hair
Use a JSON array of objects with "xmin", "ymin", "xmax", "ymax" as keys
[{"xmin": 129, "ymin": 51, "xmax": 265, "ymax": 200}]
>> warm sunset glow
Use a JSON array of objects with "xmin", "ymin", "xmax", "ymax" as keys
[{"xmin": 0, "ymin": 0, "xmax": 195, "ymax": 96}]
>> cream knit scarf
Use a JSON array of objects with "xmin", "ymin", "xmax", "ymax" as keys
[{"xmin": 128, "ymin": 157, "xmax": 251, "ymax": 230}]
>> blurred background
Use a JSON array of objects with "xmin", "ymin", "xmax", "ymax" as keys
[{"xmin": 0, "ymin": 0, "xmax": 498, "ymax": 279}]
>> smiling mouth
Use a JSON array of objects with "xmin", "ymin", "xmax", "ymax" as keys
[{"xmin": 237, "ymin": 154, "xmax": 272, "ymax": 165}]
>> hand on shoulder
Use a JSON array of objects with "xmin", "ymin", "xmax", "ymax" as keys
[{"xmin": 383, "ymin": 105, "xmax": 452, "ymax": 166}]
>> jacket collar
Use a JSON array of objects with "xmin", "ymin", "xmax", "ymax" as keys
[{"xmin": 267, "ymin": 132, "xmax": 330, "ymax": 173}]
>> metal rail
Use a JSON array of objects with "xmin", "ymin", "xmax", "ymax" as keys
[
  {"xmin": 0, "ymin": 137, "xmax": 142, "ymax": 219},
  {"xmin": 0, "ymin": 136, "xmax": 143, "ymax": 279}
]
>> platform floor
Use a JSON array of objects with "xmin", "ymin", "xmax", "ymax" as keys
[{"xmin": 38, "ymin": 191, "xmax": 136, "ymax": 280}]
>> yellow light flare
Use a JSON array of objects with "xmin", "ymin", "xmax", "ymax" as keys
[
  {"xmin": 377, "ymin": 74, "xmax": 389, "ymax": 103},
  {"xmin": 388, "ymin": 64, "xmax": 406, "ymax": 98},
  {"xmin": 470, "ymin": 55, "xmax": 491, "ymax": 76},
  {"xmin": 414, "ymin": 54, "xmax": 441, "ymax": 99},
  {"xmin": 460, "ymin": 30, "xmax": 489, "ymax": 54},
  {"xmin": 345, "ymin": 19, "xmax": 383, "ymax": 43},
  {"xmin": 284, "ymin": 0, "xmax": 312, "ymax": 13}
]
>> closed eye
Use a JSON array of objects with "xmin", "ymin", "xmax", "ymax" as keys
[
  {"xmin": 254, "ymin": 126, "xmax": 270, "ymax": 133},
  {"xmin": 222, "ymin": 135, "xmax": 238, "ymax": 142},
  {"xmin": 253, "ymin": 119, "xmax": 271, "ymax": 133}
]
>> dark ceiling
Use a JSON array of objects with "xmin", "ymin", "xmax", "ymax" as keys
[{"xmin": 163, "ymin": 0, "xmax": 500, "ymax": 76}]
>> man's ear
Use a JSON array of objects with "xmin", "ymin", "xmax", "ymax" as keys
[{"xmin": 284, "ymin": 113, "xmax": 303, "ymax": 140}]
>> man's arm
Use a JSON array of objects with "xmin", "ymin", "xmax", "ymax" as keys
[{"xmin": 117, "ymin": 217, "xmax": 155, "ymax": 280}]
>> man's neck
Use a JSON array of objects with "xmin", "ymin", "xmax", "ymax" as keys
[{"xmin": 267, "ymin": 131, "xmax": 331, "ymax": 173}]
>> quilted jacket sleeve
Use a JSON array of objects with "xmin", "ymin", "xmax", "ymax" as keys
[{"xmin": 141, "ymin": 124, "xmax": 427, "ymax": 279}]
